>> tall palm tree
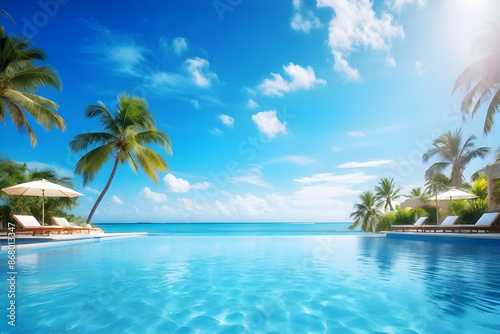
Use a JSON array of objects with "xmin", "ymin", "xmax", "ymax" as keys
[
  {"xmin": 422, "ymin": 129, "xmax": 489, "ymax": 188},
  {"xmin": 70, "ymin": 93, "xmax": 172, "ymax": 224},
  {"xmin": 453, "ymin": 21, "xmax": 500, "ymax": 135},
  {"xmin": 0, "ymin": 26, "xmax": 65, "ymax": 147},
  {"xmin": 348, "ymin": 191, "xmax": 382, "ymax": 233},
  {"xmin": 374, "ymin": 178, "xmax": 401, "ymax": 212}
]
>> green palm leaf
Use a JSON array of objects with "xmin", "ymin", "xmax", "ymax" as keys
[
  {"xmin": 0, "ymin": 26, "xmax": 64, "ymax": 146},
  {"xmin": 72, "ymin": 93, "xmax": 173, "ymax": 224}
]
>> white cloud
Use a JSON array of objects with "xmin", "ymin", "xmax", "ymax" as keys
[
  {"xmin": 291, "ymin": 12, "xmax": 321, "ymax": 33},
  {"xmin": 219, "ymin": 114, "xmax": 234, "ymax": 127},
  {"xmin": 291, "ymin": 185, "xmax": 360, "ymax": 207},
  {"xmin": 24, "ymin": 161, "xmax": 74, "ymax": 178},
  {"xmin": 386, "ymin": 55, "xmax": 396, "ymax": 67},
  {"xmin": 190, "ymin": 99, "xmax": 200, "ymax": 109},
  {"xmin": 337, "ymin": 160, "xmax": 395, "ymax": 168},
  {"xmin": 172, "ymin": 37, "xmax": 188, "ymax": 56},
  {"xmin": 391, "ymin": 0, "xmax": 427, "ymax": 12},
  {"xmin": 293, "ymin": 0, "xmax": 302, "ymax": 10},
  {"xmin": 154, "ymin": 204, "xmax": 177, "ymax": 216},
  {"xmin": 185, "ymin": 57, "xmax": 218, "ymax": 87},
  {"xmin": 191, "ymin": 181, "xmax": 210, "ymax": 190},
  {"xmin": 415, "ymin": 61, "xmax": 424, "ymax": 75},
  {"xmin": 317, "ymin": 0, "xmax": 404, "ymax": 80},
  {"xmin": 258, "ymin": 63, "xmax": 326, "ymax": 97},
  {"xmin": 269, "ymin": 154, "xmax": 317, "ymax": 166},
  {"xmin": 210, "ymin": 128, "xmax": 223, "ymax": 136},
  {"xmin": 229, "ymin": 166, "xmax": 272, "ymax": 188},
  {"xmin": 81, "ymin": 19, "xmax": 219, "ymax": 95},
  {"xmin": 247, "ymin": 98, "xmax": 260, "ymax": 109},
  {"xmin": 110, "ymin": 195, "xmax": 124, "ymax": 205},
  {"xmin": 163, "ymin": 174, "xmax": 191, "ymax": 193},
  {"xmin": 252, "ymin": 110, "xmax": 287, "ymax": 138},
  {"xmin": 228, "ymin": 193, "xmax": 272, "ymax": 215},
  {"xmin": 139, "ymin": 187, "xmax": 168, "ymax": 203},
  {"xmin": 85, "ymin": 186, "xmax": 101, "ymax": 195},
  {"xmin": 215, "ymin": 200, "xmax": 231, "ymax": 215},
  {"xmin": 346, "ymin": 131, "xmax": 365, "ymax": 136},
  {"xmin": 177, "ymin": 198, "xmax": 215, "ymax": 216},
  {"xmin": 80, "ymin": 18, "xmax": 147, "ymax": 76},
  {"xmin": 163, "ymin": 174, "xmax": 210, "ymax": 193},
  {"xmin": 294, "ymin": 172, "xmax": 377, "ymax": 185}
]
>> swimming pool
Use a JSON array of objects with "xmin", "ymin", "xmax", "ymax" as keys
[{"xmin": 2, "ymin": 228, "xmax": 500, "ymax": 333}]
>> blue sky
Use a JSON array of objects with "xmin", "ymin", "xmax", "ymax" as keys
[{"xmin": 2, "ymin": 0, "xmax": 500, "ymax": 222}]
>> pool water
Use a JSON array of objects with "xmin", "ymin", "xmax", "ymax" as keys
[{"xmin": 2, "ymin": 229, "xmax": 500, "ymax": 333}]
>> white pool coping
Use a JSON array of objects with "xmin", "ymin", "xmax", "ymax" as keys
[{"xmin": 0, "ymin": 232, "xmax": 147, "ymax": 251}]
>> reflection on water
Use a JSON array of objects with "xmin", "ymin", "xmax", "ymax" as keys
[{"xmin": 1, "ymin": 235, "xmax": 499, "ymax": 333}]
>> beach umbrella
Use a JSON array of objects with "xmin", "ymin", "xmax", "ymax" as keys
[
  {"xmin": 434, "ymin": 188, "xmax": 477, "ymax": 223},
  {"xmin": 436, "ymin": 188, "xmax": 478, "ymax": 201},
  {"xmin": 400, "ymin": 196, "xmax": 436, "ymax": 209},
  {"xmin": 1, "ymin": 179, "xmax": 83, "ymax": 226}
]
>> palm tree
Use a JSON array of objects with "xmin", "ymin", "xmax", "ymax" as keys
[
  {"xmin": 422, "ymin": 129, "xmax": 489, "ymax": 188},
  {"xmin": 374, "ymin": 178, "xmax": 401, "ymax": 212},
  {"xmin": 424, "ymin": 173, "xmax": 451, "ymax": 196},
  {"xmin": 407, "ymin": 187, "xmax": 425, "ymax": 198},
  {"xmin": 0, "ymin": 10, "xmax": 14, "ymax": 23},
  {"xmin": 348, "ymin": 191, "xmax": 382, "ymax": 233},
  {"xmin": 424, "ymin": 172, "xmax": 451, "ymax": 224},
  {"xmin": 70, "ymin": 93, "xmax": 172, "ymax": 224},
  {"xmin": 453, "ymin": 21, "xmax": 500, "ymax": 135},
  {"xmin": 0, "ymin": 26, "xmax": 65, "ymax": 147}
]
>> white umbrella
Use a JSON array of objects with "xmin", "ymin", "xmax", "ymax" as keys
[
  {"xmin": 434, "ymin": 188, "xmax": 477, "ymax": 224},
  {"xmin": 436, "ymin": 188, "xmax": 478, "ymax": 201},
  {"xmin": 2, "ymin": 179, "xmax": 83, "ymax": 225}
]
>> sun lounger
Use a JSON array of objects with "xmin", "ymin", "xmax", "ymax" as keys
[
  {"xmin": 51, "ymin": 217, "xmax": 104, "ymax": 234},
  {"xmin": 51, "ymin": 217, "xmax": 90, "ymax": 234},
  {"xmin": 13, "ymin": 215, "xmax": 73, "ymax": 236},
  {"xmin": 420, "ymin": 216, "xmax": 459, "ymax": 232},
  {"xmin": 391, "ymin": 217, "xmax": 428, "ymax": 232},
  {"xmin": 442, "ymin": 212, "xmax": 500, "ymax": 233}
]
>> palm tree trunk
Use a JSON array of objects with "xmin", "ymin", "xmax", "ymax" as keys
[{"xmin": 86, "ymin": 156, "xmax": 120, "ymax": 225}]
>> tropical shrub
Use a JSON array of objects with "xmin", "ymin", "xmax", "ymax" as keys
[
  {"xmin": 376, "ymin": 212, "xmax": 395, "ymax": 232},
  {"xmin": 393, "ymin": 208, "xmax": 415, "ymax": 225},
  {"xmin": 450, "ymin": 199, "xmax": 488, "ymax": 224}
]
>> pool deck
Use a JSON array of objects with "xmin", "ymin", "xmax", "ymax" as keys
[{"xmin": 0, "ymin": 232, "xmax": 147, "ymax": 251}]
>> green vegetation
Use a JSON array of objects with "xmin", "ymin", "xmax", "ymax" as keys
[
  {"xmin": 0, "ymin": 26, "xmax": 65, "ymax": 147},
  {"xmin": 348, "ymin": 191, "xmax": 381, "ymax": 233},
  {"xmin": 71, "ymin": 93, "xmax": 173, "ymax": 224},
  {"xmin": 422, "ymin": 129, "xmax": 489, "ymax": 188},
  {"xmin": 0, "ymin": 156, "xmax": 82, "ymax": 226},
  {"xmin": 374, "ymin": 178, "xmax": 401, "ymax": 212}
]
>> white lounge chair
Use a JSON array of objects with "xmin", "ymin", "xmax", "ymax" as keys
[
  {"xmin": 51, "ymin": 217, "xmax": 103, "ymax": 234},
  {"xmin": 14, "ymin": 215, "xmax": 72, "ymax": 236},
  {"xmin": 391, "ymin": 217, "xmax": 428, "ymax": 232},
  {"xmin": 421, "ymin": 216, "xmax": 459, "ymax": 232}
]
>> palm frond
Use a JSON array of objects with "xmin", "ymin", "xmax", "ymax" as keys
[
  {"xmin": 74, "ymin": 143, "xmax": 115, "ymax": 185},
  {"xmin": 3, "ymin": 98, "xmax": 37, "ymax": 146},
  {"xmin": 133, "ymin": 145, "xmax": 169, "ymax": 184},
  {"xmin": 3, "ymin": 89, "xmax": 65, "ymax": 131},
  {"xmin": 70, "ymin": 132, "xmax": 117, "ymax": 153}
]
